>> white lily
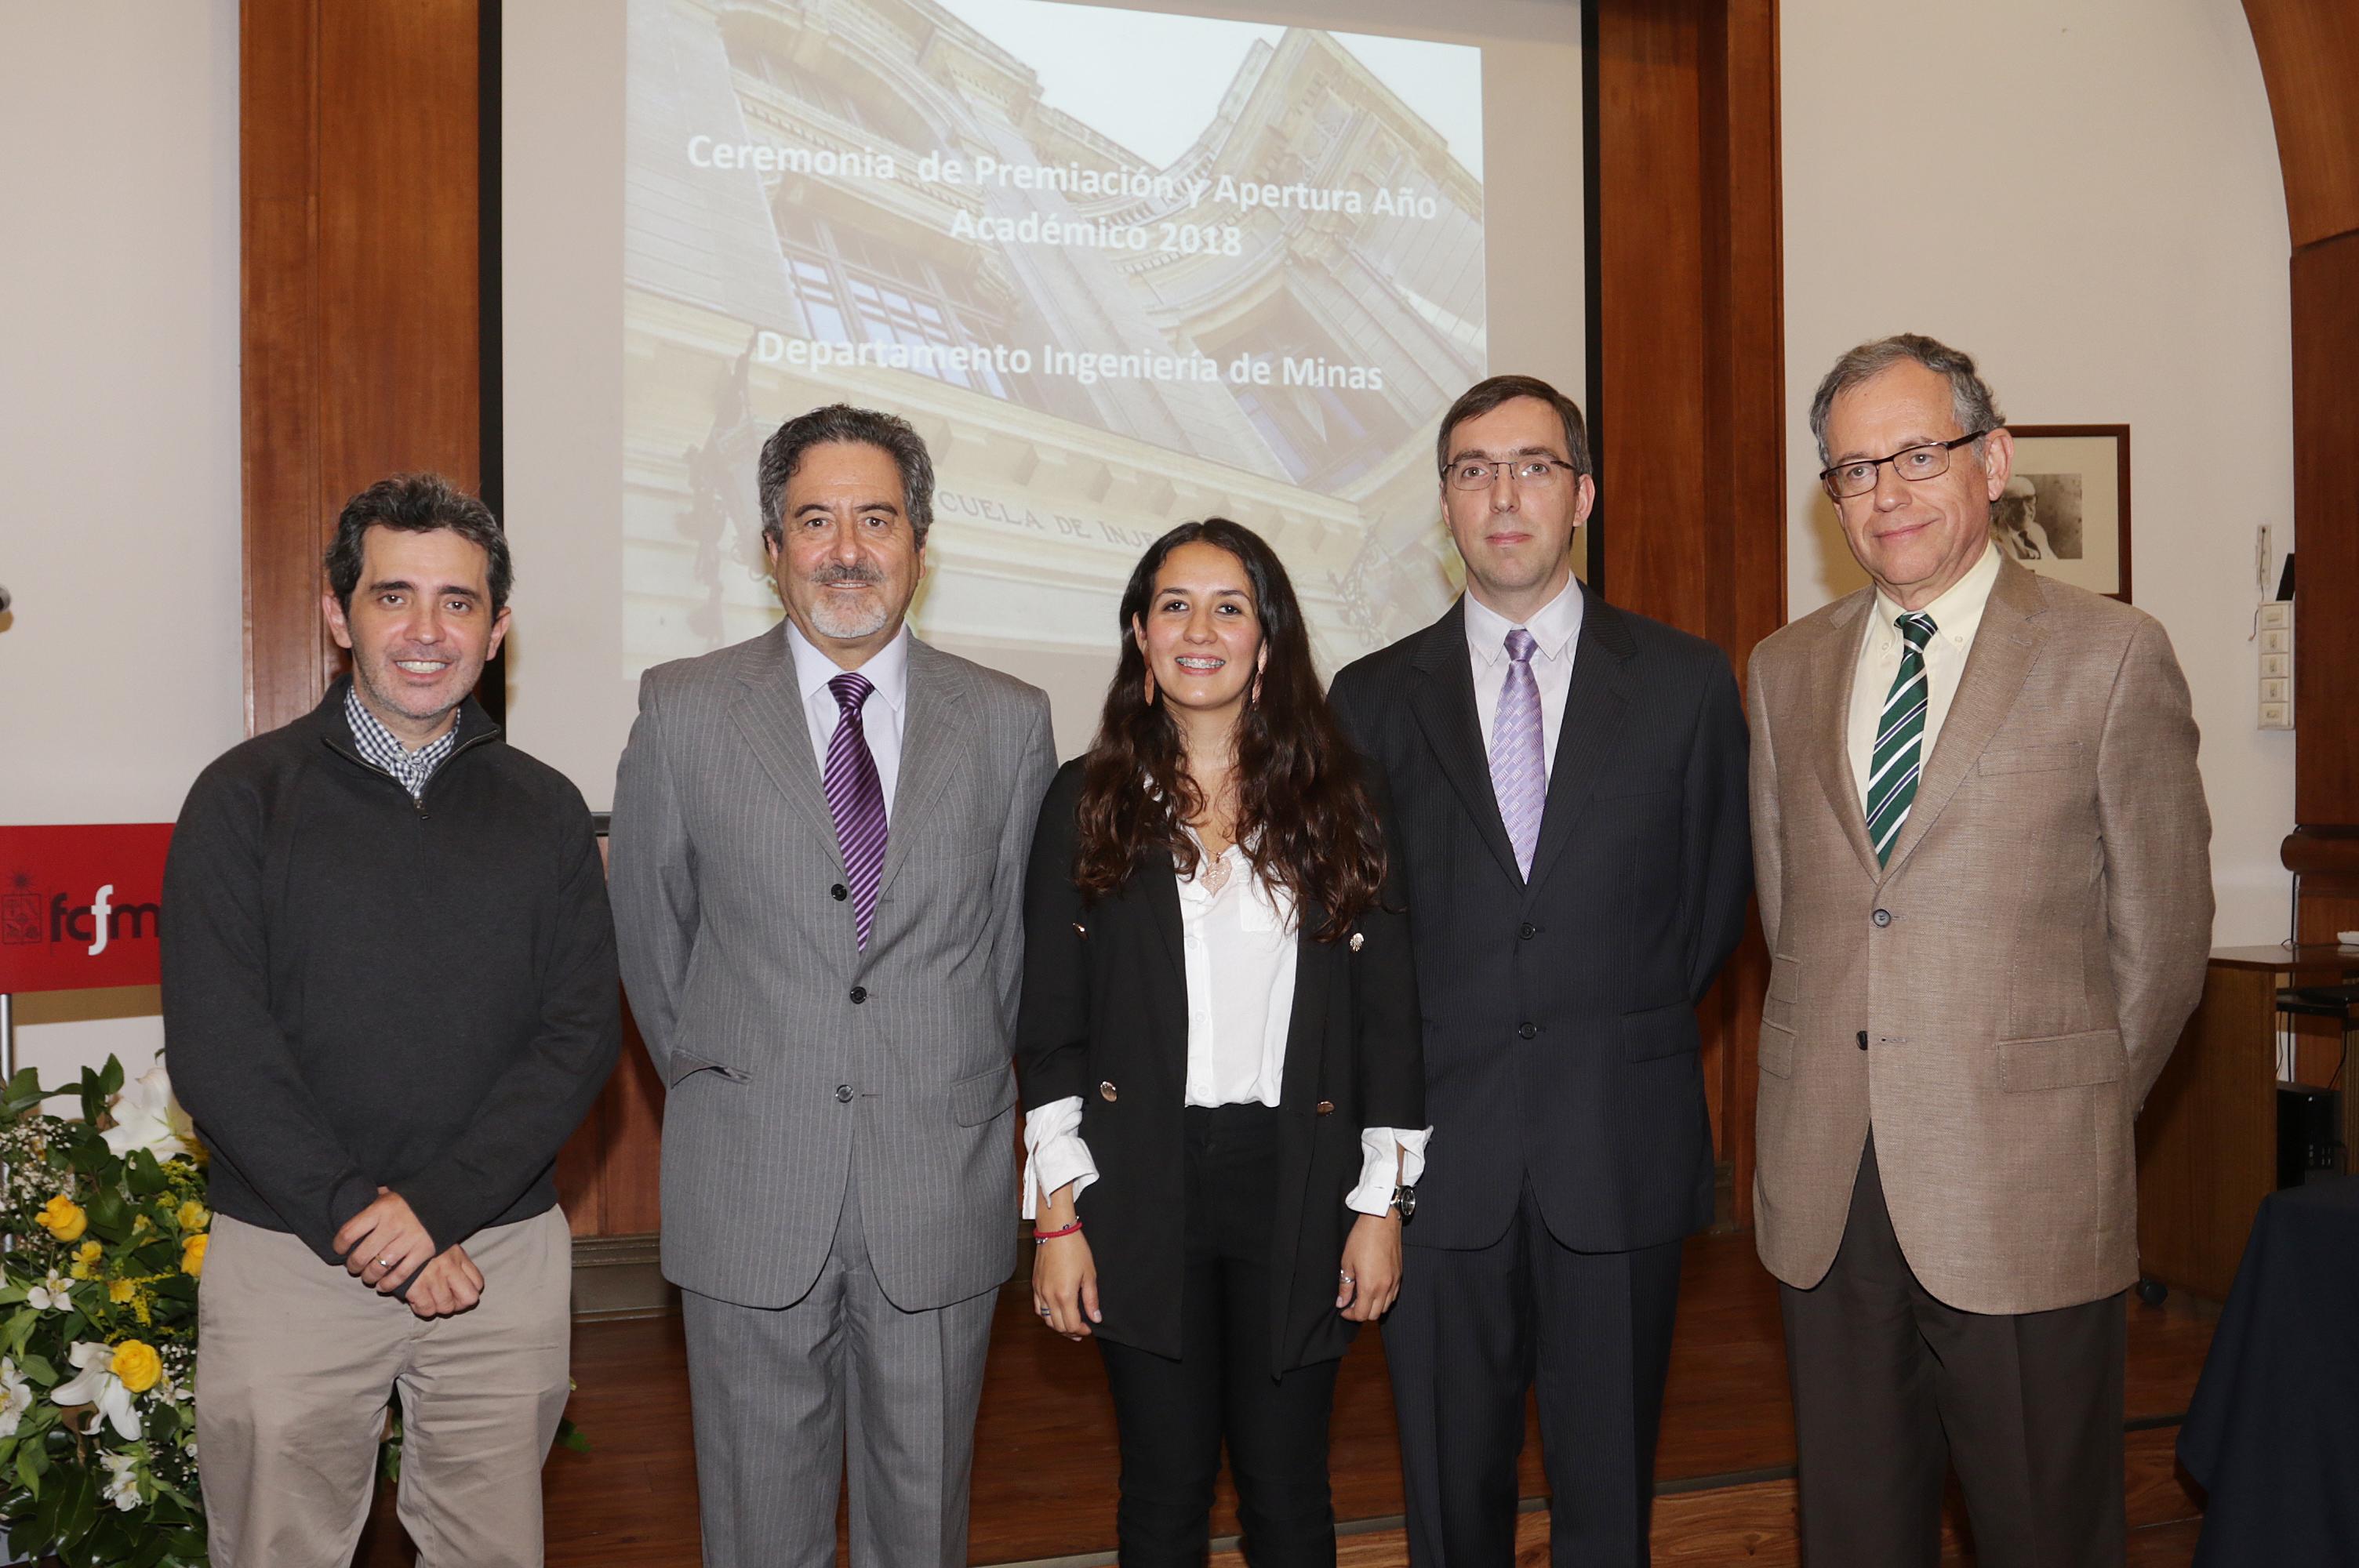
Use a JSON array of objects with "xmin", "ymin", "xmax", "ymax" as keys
[
  {"xmin": 26, "ymin": 1269, "xmax": 74, "ymax": 1312},
  {"xmin": 102, "ymin": 1063, "xmax": 195, "ymax": 1161},
  {"xmin": 51, "ymin": 1341, "xmax": 140, "ymax": 1440},
  {"xmin": 100, "ymin": 1450, "xmax": 139, "ymax": 1511},
  {"xmin": 0, "ymin": 1359, "xmax": 32, "ymax": 1437}
]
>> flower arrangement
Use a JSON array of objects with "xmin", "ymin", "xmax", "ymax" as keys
[{"xmin": 0, "ymin": 1058, "xmax": 207, "ymax": 1567}]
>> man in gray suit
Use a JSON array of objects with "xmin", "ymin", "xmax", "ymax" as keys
[{"xmin": 610, "ymin": 404, "xmax": 1056, "ymax": 1567}]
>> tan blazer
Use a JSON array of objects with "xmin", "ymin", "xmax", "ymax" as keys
[{"xmin": 1747, "ymin": 558, "xmax": 2212, "ymax": 1315}]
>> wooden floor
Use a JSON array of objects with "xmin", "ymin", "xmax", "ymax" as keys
[{"xmin": 356, "ymin": 1232, "xmax": 2216, "ymax": 1565}]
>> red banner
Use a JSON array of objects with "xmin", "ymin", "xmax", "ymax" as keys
[{"xmin": 0, "ymin": 825, "xmax": 176, "ymax": 994}]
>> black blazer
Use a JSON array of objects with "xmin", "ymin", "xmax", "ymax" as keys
[
  {"xmin": 1015, "ymin": 759, "xmax": 1423, "ymax": 1370},
  {"xmin": 1327, "ymin": 589, "xmax": 1750, "ymax": 1254}
]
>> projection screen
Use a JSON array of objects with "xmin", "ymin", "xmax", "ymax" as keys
[{"xmin": 503, "ymin": 0, "xmax": 1587, "ymax": 806}]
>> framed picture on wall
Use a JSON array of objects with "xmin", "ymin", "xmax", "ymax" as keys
[{"xmin": 1994, "ymin": 424, "xmax": 2131, "ymax": 602}]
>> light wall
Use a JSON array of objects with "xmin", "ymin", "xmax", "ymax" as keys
[
  {"xmin": 1783, "ymin": 0, "xmax": 2296, "ymax": 943},
  {"xmin": 0, "ymin": 2, "xmax": 244, "ymax": 1085}
]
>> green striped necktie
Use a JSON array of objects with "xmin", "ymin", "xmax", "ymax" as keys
[{"xmin": 1865, "ymin": 612, "xmax": 1939, "ymax": 866}]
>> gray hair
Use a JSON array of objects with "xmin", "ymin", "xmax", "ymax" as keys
[
  {"xmin": 1808, "ymin": 333, "xmax": 2005, "ymax": 468},
  {"xmin": 756, "ymin": 404, "xmax": 936, "ymax": 550}
]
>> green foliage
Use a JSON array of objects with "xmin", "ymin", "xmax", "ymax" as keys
[{"xmin": 0, "ymin": 1062, "xmax": 207, "ymax": 1566}]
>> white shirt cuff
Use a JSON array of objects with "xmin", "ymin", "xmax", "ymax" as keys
[
  {"xmin": 1020, "ymin": 1097, "xmax": 1099, "ymax": 1219},
  {"xmin": 1346, "ymin": 1125, "xmax": 1432, "ymax": 1217}
]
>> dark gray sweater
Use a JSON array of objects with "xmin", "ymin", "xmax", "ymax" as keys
[{"xmin": 162, "ymin": 680, "xmax": 620, "ymax": 1265}]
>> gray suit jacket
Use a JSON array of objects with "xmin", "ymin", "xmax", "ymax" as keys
[{"xmin": 609, "ymin": 625, "xmax": 1056, "ymax": 1311}]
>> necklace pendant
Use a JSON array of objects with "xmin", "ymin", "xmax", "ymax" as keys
[{"xmin": 1200, "ymin": 855, "xmax": 1233, "ymax": 894}]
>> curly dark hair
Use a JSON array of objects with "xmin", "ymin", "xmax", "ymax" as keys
[
  {"xmin": 1074, "ymin": 519, "xmax": 1386, "ymax": 941},
  {"xmin": 325, "ymin": 474, "xmax": 511, "ymax": 613}
]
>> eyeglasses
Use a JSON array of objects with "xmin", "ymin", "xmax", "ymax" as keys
[
  {"xmin": 1445, "ymin": 456, "xmax": 1580, "ymax": 492},
  {"xmin": 1819, "ymin": 431, "xmax": 1991, "ymax": 499}
]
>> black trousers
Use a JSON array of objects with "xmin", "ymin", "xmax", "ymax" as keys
[
  {"xmin": 1781, "ymin": 1135, "xmax": 2128, "ymax": 1568},
  {"xmin": 1096, "ymin": 1104, "xmax": 1343, "ymax": 1567},
  {"xmin": 1387, "ymin": 1182, "xmax": 1685, "ymax": 1566}
]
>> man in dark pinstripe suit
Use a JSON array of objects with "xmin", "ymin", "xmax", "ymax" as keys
[
  {"xmin": 610, "ymin": 405, "xmax": 1056, "ymax": 1568},
  {"xmin": 1330, "ymin": 376, "xmax": 1751, "ymax": 1566}
]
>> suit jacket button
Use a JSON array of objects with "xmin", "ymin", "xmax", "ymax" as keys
[
  {"xmin": 831, "ymin": 884, "xmax": 849, "ymax": 902},
  {"xmin": 1518, "ymin": 1022, "xmax": 1539, "ymax": 1040},
  {"xmin": 1099, "ymin": 1080, "xmax": 1118, "ymax": 1102},
  {"xmin": 1519, "ymin": 922, "xmax": 1538, "ymax": 940},
  {"xmin": 1315, "ymin": 1099, "xmax": 1335, "ymax": 1116},
  {"xmin": 1871, "ymin": 908, "xmax": 1892, "ymax": 927},
  {"xmin": 849, "ymin": 986, "xmax": 867, "ymax": 1004},
  {"xmin": 834, "ymin": 1083, "xmax": 854, "ymax": 1104}
]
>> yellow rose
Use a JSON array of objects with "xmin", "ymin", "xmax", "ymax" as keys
[
  {"xmin": 181, "ymin": 1234, "xmax": 209, "ymax": 1278},
  {"xmin": 110, "ymin": 1340, "xmax": 162, "ymax": 1394},
  {"xmin": 176, "ymin": 1201, "xmax": 209, "ymax": 1234},
  {"xmin": 36, "ymin": 1196, "xmax": 87, "ymax": 1243},
  {"xmin": 107, "ymin": 1279, "xmax": 136, "ymax": 1305}
]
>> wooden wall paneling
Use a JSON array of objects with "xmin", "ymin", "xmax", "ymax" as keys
[
  {"xmin": 2249, "ymin": 0, "xmax": 2359, "ymax": 943},
  {"xmin": 554, "ymin": 999, "xmax": 668, "ymax": 1237},
  {"xmin": 1594, "ymin": 1, "xmax": 1727, "ymax": 1158},
  {"xmin": 1594, "ymin": 3, "xmax": 1710, "ymax": 628},
  {"xmin": 242, "ymin": 0, "xmax": 482, "ymax": 737},
  {"xmin": 2287, "ymin": 231, "xmax": 2359, "ymax": 833},
  {"xmin": 316, "ymin": 0, "xmax": 482, "ymax": 519},
  {"xmin": 1699, "ymin": 0, "xmax": 1784, "ymax": 1229},
  {"xmin": 2135, "ymin": 964, "xmax": 2279, "ymax": 1303},
  {"xmin": 2287, "ymin": 833, "xmax": 2359, "ymax": 946},
  {"xmin": 1592, "ymin": 0, "xmax": 1786, "ymax": 1221},
  {"xmin": 241, "ymin": 0, "xmax": 328, "ymax": 737},
  {"xmin": 2241, "ymin": 0, "xmax": 2359, "ymax": 249}
]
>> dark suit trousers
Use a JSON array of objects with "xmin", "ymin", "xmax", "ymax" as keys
[
  {"xmin": 1096, "ymin": 1104, "xmax": 1343, "ymax": 1568},
  {"xmin": 1781, "ymin": 1136, "xmax": 2127, "ymax": 1568},
  {"xmin": 1387, "ymin": 1185, "xmax": 1685, "ymax": 1566}
]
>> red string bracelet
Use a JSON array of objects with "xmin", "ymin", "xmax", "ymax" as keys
[{"xmin": 1034, "ymin": 1220, "xmax": 1084, "ymax": 1243}]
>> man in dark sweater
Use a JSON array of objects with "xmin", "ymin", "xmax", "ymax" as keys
[{"xmin": 162, "ymin": 474, "xmax": 619, "ymax": 1568}]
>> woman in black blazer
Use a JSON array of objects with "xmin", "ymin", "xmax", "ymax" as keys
[{"xmin": 1017, "ymin": 518, "xmax": 1425, "ymax": 1566}]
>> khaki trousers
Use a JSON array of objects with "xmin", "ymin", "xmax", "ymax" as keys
[{"xmin": 196, "ymin": 1207, "xmax": 572, "ymax": 1568}]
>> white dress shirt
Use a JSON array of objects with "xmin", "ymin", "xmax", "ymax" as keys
[
  {"xmin": 1022, "ymin": 836, "xmax": 1431, "ymax": 1219},
  {"xmin": 1846, "ymin": 543, "xmax": 2002, "ymax": 812},
  {"xmin": 787, "ymin": 620, "xmax": 910, "ymax": 814},
  {"xmin": 1465, "ymin": 577, "xmax": 1584, "ymax": 774}
]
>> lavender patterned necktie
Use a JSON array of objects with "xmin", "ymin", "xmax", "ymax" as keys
[
  {"xmin": 1489, "ymin": 628, "xmax": 1545, "ymax": 879},
  {"xmin": 823, "ymin": 672, "xmax": 888, "ymax": 949}
]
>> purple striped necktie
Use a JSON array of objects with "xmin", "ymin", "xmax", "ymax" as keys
[
  {"xmin": 1489, "ymin": 627, "xmax": 1546, "ymax": 879},
  {"xmin": 823, "ymin": 671, "xmax": 888, "ymax": 949}
]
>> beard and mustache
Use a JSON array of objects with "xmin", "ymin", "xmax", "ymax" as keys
[{"xmin": 802, "ymin": 561, "xmax": 896, "ymax": 640}]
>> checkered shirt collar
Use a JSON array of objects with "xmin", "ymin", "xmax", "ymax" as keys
[{"xmin": 343, "ymin": 685, "xmax": 458, "ymax": 800}]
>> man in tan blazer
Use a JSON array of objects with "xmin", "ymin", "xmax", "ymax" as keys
[{"xmin": 1747, "ymin": 334, "xmax": 2212, "ymax": 1567}]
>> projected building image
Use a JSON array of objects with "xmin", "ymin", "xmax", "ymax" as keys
[{"xmin": 626, "ymin": 0, "xmax": 1488, "ymax": 723}]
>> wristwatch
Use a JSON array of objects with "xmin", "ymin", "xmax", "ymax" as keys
[{"xmin": 1390, "ymin": 1184, "xmax": 1417, "ymax": 1221}]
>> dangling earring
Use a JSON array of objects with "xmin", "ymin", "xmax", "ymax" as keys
[
  {"xmin": 1249, "ymin": 673, "xmax": 1263, "ymax": 709},
  {"xmin": 1143, "ymin": 670, "xmax": 1158, "ymax": 706}
]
